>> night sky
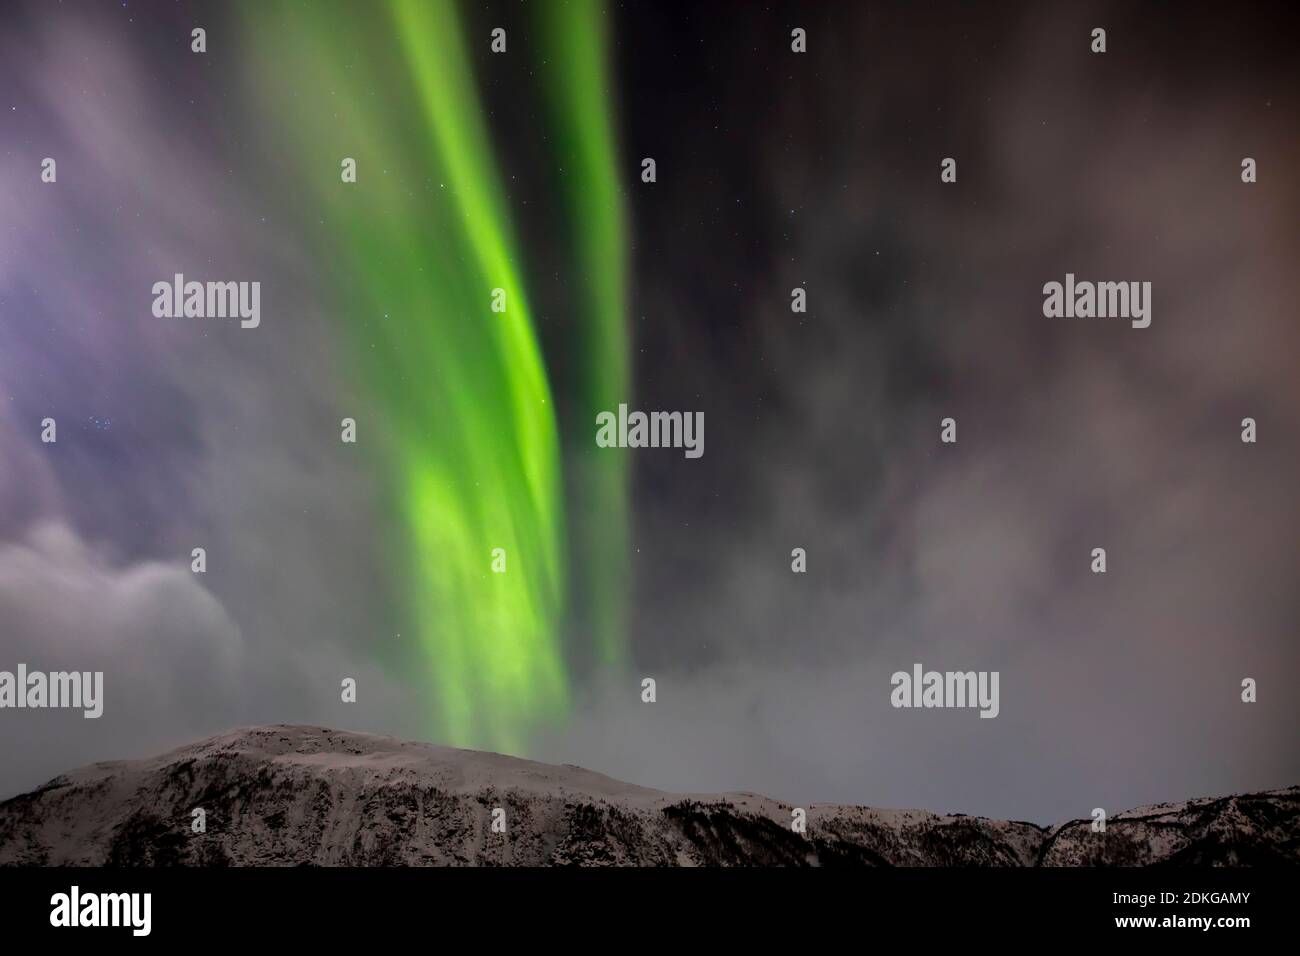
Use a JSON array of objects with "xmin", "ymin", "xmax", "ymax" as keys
[{"xmin": 1, "ymin": 0, "xmax": 1297, "ymax": 823}]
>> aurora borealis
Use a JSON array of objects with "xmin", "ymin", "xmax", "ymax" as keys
[
  {"xmin": 2, "ymin": 0, "xmax": 1298, "ymax": 825},
  {"xmin": 241, "ymin": 0, "xmax": 630, "ymax": 752}
]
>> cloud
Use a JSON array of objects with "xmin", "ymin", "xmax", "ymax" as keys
[
  {"xmin": 0, "ymin": 520, "xmax": 435, "ymax": 799},
  {"xmin": 0, "ymin": 523, "xmax": 246, "ymax": 795},
  {"xmin": 579, "ymin": 1, "xmax": 1300, "ymax": 821}
]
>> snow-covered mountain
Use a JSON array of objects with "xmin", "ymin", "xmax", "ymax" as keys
[{"xmin": 1, "ymin": 725, "xmax": 1294, "ymax": 866}]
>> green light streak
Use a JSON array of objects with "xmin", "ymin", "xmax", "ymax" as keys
[
  {"xmin": 242, "ymin": 0, "xmax": 628, "ymax": 750},
  {"xmin": 537, "ymin": 0, "xmax": 631, "ymax": 666}
]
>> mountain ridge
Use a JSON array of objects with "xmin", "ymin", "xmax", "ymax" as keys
[{"xmin": 1, "ymin": 725, "xmax": 1295, "ymax": 866}]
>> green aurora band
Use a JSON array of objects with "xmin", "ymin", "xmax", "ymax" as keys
[
  {"xmin": 536, "ymin": 5, "xmax": 631, "ymax": 669},
  {"xmin": 244, "ymin": 0, "xmax": 628, "ymax": 752}
]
